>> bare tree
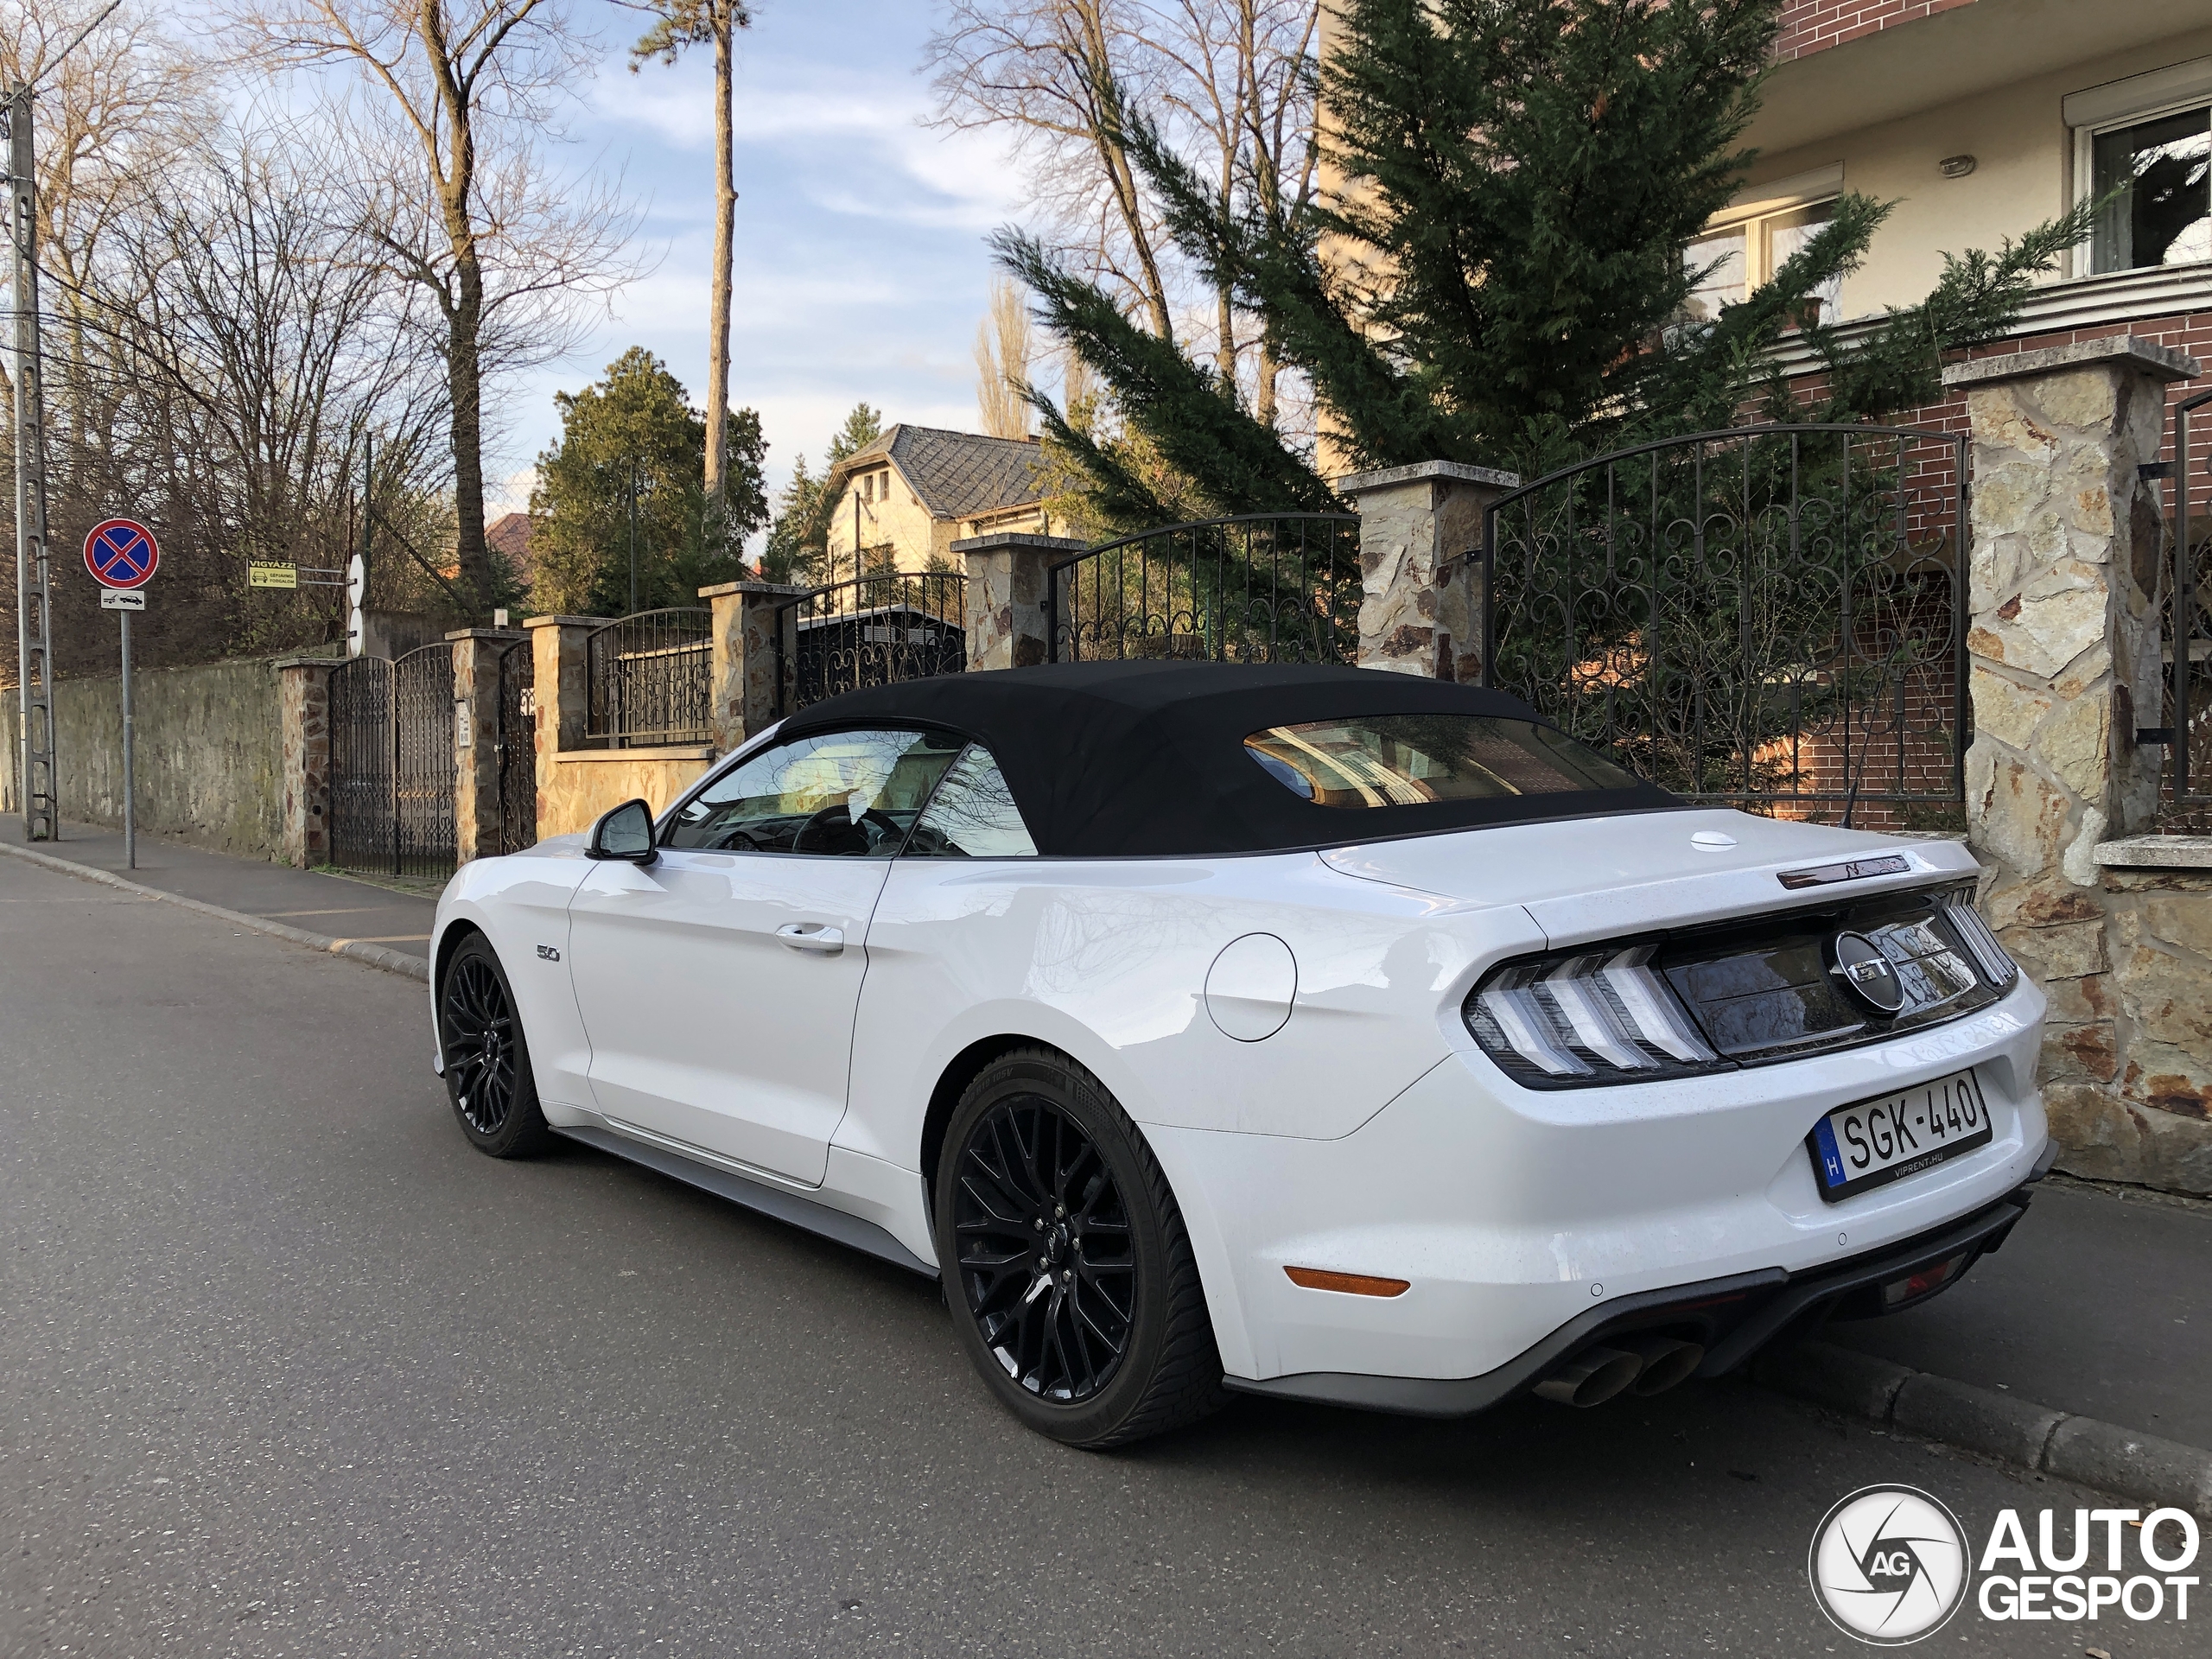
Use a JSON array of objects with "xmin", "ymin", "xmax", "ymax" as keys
[
  {"xmin": 974, "ymin": 276, "xmax": 1034, "ymax": 439},
  {"xmin": 929, "ymin": 1, "xmax": 1319, "ymax": 423},
  {"xmin": 929, "ymin": 0, "xmax": 1179, "ymax": 342},
  {"xmin": 218, "ymin": 0, "xmax": 633, "ymax": 618},
  {"xmin": 1154, "ymin": 0, "xmax": 1317, "ymax": 423},
  {"xmin": 626, "ymin": 1, "xmax": 750, "ymax": 534}
]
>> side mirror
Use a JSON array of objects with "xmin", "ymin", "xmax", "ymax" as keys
[{"xmin": 587, "ymin": 798, "xmax": 658, "ymax": 865}]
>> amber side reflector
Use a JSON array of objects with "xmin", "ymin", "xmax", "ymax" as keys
[{"xmin": 1284, "ymin": 1266, "xmax": 1410, "ymax": 1298}]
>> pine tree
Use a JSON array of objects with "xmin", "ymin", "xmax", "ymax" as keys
[
  {"xmin": 528, "ymin": 347, "xmax": 767, "ymax": 615},
  {"xmin": 760, "ymin": 404, "xmax": 886, "ymax": 584},
  {"xmin": 1007, "ymin": 0, "xmax": 2093, "ymax": 515}
]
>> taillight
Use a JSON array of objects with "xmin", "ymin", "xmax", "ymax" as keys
[
  {"xmin": 1942, "ymin": 891, "xmax": 2018, "ymax": 990},
  {"xmin": 1464, "ymin": 884, "xmax": 2021, "ymax": 1090},
  {"xmin": 1464, "ymin": 944, "xmax": 1722, "ymax": 1085}
]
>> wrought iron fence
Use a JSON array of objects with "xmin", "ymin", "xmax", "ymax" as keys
[
  {"xmin": 1481, "ymin": 423, "xmax": 1968, "ymax": 830},
  {"xmin": 774, "ymin": 570, "xmax": 967, "ymax": 715},
  {"xmin": 495, "ymin": 637, "xmax": 537, "ymax": 855},
  {"xmin": 1047, "ymin": 513, "xmax": 1361, "ymax": 664},
  {"xmin": 586, "ymin": 608, "xmax": 712, "ymax": 747},
  {"xmin": 2161, "ymin": 388, "xmax": 2212, "ymax": 823},
  {"xmin": 327, "ymin": 645, "xmax": 457, "ymax": 877}
]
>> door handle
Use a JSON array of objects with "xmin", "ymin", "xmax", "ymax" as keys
[{"xmin": 776, "ymin": 922, "xmax": 845, "ymax": 955}]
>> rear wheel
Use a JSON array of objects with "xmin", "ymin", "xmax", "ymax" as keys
[
  {"xmin": 438, "ymin": 933, "xmax": 551, "ymax": 1159},
  {"xmin": 935, "ymin": 1047, "xmax": 1225, "ymax": 1447}
]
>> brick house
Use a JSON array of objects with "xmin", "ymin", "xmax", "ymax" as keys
[
  {"xmin": 817, "ymin": 426, "xmax": 1052, "ymax": 579},
  {"xmin": 1711, "ymin": 0, "xmax": 2209, "ymax": 458}
]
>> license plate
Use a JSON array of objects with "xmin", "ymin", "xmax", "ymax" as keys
[{"xmin": 1807, "ymin": 1070, "xmax": 1991, "ymax": 1203}]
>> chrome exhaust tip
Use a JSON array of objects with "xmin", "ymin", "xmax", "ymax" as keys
[
  {"xmin": 1620, "ymin": 1335, "xmax": 1705, "ymax": 1396},
  {"xmin": 1533, "ymin": 1344, "xmax": 1643, "ymax": 1408}
]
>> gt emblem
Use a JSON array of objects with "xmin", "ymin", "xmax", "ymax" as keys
[
  {"xmin": 1831, "ymin": 931, "xmax": 1904, "ymax": 1014},
  {"xmin": 537, "ymin": 944, "xmax": 561, "ymax": 962}
]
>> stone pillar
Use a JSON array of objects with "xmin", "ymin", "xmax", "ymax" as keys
[
  {"xmin": 1336, "ymin": 460, "xmax": 1519, "ymax": 679},
  {"xmin": 956, "ymin": 531, "xmax": 1087, "ymax": 671},
  {"xmin": 701, "ymin": 580, "xmax": 807, "ymax": 751},
  {"xmin": 1945, "ymin": 336, "xmax": 2210, "ymax": 1192},
  {"xmin": 525, "ymin": 614, "xmax": 601, "ymax": 823},
  {"xmin": 274, "ymin": 657, "xmax": 333, "ymax": 868},
  {"xmin": 447, "ymin": 628, "xmax": 522, "ymax": 862}
]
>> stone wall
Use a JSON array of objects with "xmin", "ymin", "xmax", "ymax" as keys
[
  {"xmin": 525, "ymin": 613, "xmax": 715, "ymax": 841},
  {"xmin": 539, "ymin": 748, "xmax": 715, "ymax": 840},
  {"xmin": 1, "ymin": 658, "xmax": 289, "ymax": 859},
  {"xmin": 2028, "ymin": 852, "xmax": 2212, "ymax": 1194},
  {"xmin": 1946, "ymin": 338, "xmax": 2212, "ymax": 1195}
]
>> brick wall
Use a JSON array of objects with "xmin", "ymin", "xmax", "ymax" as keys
[
  {"xmin": 1778, "ymin": 310, "xmax": 2212, "ymax": 500},
  {"xmin": 1775, "ymin": 0, "xmax": 1979, "ymax": 62}
]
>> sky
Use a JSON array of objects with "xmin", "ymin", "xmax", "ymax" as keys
[{"xmin": 489, "ymin": 0, "xmax": 1030, "ymax": 541}]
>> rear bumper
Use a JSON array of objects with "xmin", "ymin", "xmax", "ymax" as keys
[
  {"xmin": 1152, "ymin": 976, "xmax": 2047, "ymax": 1386},
  {"xmin": 1224, "ymin": 1189, "xmax": 2035, "ymax": 1418}
]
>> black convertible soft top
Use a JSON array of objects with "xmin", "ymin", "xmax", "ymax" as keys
[{"xmin": 770, "ymin": 661, "xmax": 1677, "ymax": 858}]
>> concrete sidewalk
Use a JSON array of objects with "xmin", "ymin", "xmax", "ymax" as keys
[
  {"xmin": 0, "ymin": 818, "xmax": 437, "ymax": 960},
  {"xmin": 1818, "ymin": 1175, "xmax": 2212, "ymax": 1446},
  {"xmin": 5, "ymin": 817, "xmax": 2209, "ymax": 1481}
]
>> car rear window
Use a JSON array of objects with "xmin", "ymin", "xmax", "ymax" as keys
[{"xmin": 1245, "ymin": 715, "xmax": 1639, "ymax": 808}]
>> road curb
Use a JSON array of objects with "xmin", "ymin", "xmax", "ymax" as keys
[
  {"xmin": 0, "ymin": 839, "xmax": 431, "ymax": 984},
  {"xmin": 1755, "ymin": 1339, "xmax": 2212, "ymax": 1517}
]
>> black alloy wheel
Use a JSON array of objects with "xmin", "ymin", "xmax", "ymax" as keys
[
  {"xmin": 954, "ymin": 1096, "xmax": 1137, "ymax": 1402},
  {"xmin": 438, "ymin": 933, "xmax": 551, "ymax": 1158},
  {"xmin": 935, "ymin": 1047, "xmax": 1225, "ymax": 1448}
]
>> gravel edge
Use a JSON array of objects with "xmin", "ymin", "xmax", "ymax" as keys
[
  {"xmin": 0, "ymin": 839, "xmax": 432, "ymax": 984},
  {"xmin": 1756, "ymin": 1339, "xmax": 2212, "ymax": 1518}
]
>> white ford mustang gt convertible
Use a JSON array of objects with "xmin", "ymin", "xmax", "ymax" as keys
[{"xmin": 429, "ymin": 661, "xmax": 2051, "ymax": 1446}]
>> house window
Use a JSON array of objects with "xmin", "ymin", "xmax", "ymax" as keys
[
  {"xmin": 1766, "ymin": 201, "xmax": 1845, "ymax": 323},
  {"xmin": 1682, "ymin": 227, "xmax": 1746, "ymax": 322},
  {"xmin": 1681, "ymin": 165, "xmax": 1845, "ymax": 327},
  {"xmin": 2091, "ymin": 105, "xmax": 2211, "ymax": 273},
  {"xmin": 2067, "ymin": 58, "xmax": 2212, "ymax": 277}
]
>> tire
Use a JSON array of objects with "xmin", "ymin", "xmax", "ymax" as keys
[
  {"xmin": 437, "ymin": 932, "xmax": 553, "ymax": 1159},
  {"xmin": 934, "ymin": 1046, "xmax": 1226, "ymax": 1448}
]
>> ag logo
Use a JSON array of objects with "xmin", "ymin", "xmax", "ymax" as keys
[{"xmin": 1808, "ymin": 1484, "xmax": 1969, "ymax": 1644}]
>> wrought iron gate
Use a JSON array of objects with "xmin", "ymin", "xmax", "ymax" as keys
[
  {"xmin": 494, "ymin": 637, "xmax": 537, "ymax": 855},
  {"xmin": 1480, "ymin": 423, "xmax": 1969, "ymax": 830},
  {"xmin": 1046, "ymin": 513, "xmax": 1361, "ymax": 663},
  {"xmin": 327, "ymin": 644, "xmax": 457, "ymax": 876},
  {"xmin": 775, "ymin": 570, "xmax": 967, "ymax": 715},
  {"xmin": 327, "ymin": 655, "xmax": 393, "ymax": 873},
  {"xmin": 2162, "ymin": 388, "xmax": 2212, "ymax": 820}
]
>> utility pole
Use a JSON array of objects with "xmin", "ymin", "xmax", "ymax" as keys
[
  {"xmin": 626, "ymin": 461, "xmax": 638, "ymax": 616},
  {"xmin": 9, "ymin": 80, "xmax": 55, "ymax": 842}
]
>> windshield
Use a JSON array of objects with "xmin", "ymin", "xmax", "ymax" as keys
[{"xmin": 1245, "ymin": 715, "xmax": 1639, "ymax": 809}]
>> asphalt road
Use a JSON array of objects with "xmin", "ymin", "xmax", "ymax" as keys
[{"xmin": 3, "ymin": 853, "xmax": 2198, "ymax": 1657}]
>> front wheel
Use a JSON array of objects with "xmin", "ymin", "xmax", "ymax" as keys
[
  {"xmin": 934, "ymin": 1047, "xmax": 1225, "ymax": 1447},
  {"xmin": 438, "ymin": 933, "xmax": 552, "ymax": 1159}
]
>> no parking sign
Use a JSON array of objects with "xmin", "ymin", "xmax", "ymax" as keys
[
  {"xmin": 82, "ymin": 518, "xmax": 159, "ymax": 870},
  {"xmin": 84, "ymin": 518, "xmax": 161, "ymax": 590}
]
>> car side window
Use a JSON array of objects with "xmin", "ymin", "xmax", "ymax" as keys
[
  {"xmin": 662, "ymin": 728, "xmax": 965, "ymax": 855},
  {"xmin": 903, "ymin": 744, "xmax": 1038, "ymax": 858}
]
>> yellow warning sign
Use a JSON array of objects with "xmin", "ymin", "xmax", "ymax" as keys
[{"xmin": 248, "ymin": 562, "xmax": 298, "ymax": 590}]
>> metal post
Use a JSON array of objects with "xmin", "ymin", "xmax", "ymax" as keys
[
  {"xmin": 119, "ymin": 607, "xmax": 133, "ymax": 868},
  {"xmin": 10, "ymin": 82, "xmax": 56, "ymax": 841},
  {"xmin": 2174, "ymin": 393, "xmax": 2207, "ymax": 801},
  {"xmin": 627, "ymin": 462, "xmax": 638, "ymax": 615}
]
